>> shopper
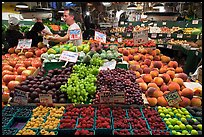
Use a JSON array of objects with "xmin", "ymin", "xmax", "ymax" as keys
[
  {"xmin": 46, "ymin": 8, "xmax": 83, "ymax": 46},
  {"xmin": 25, "ymin": 22, "xmax": 45, "ymax": 47},
  {"xmin": 83, "ymin": 23, "xmax": 95, "ymax": 40},
  {"xmin": 5, "ymin": 17, "xmax": 24, "ymax": 51}
]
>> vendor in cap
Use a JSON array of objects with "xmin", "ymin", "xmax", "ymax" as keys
[{"xmin": 5, "ymin": 17, "xmax": 24, "ymax": 51}]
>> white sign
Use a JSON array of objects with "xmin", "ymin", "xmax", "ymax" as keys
[
  {"xmin": 153, "ymin": 23, "xmax": 157, "ymax": 27},
  {"xmin": 192, "ymin": 20, "xmax": 199, "ymax": 25},
  {"xmin": 159, "ymin": 34, "xmax": 163, "ymax": 37},
  {"xmin": 120, "ymin": 21, "xmax": 124, "ymax": 25},
  {"xmin": 167, "ymin": 45, "xmax": 172, "ymax": 49},
  {"xmin": 14, "ymin": 90, "xmax": 28, "ymax": 105},
  {"xmin": 99, "ymin": 92, "xmax": 125, "ymax": 104},
  {"xmin": 16, "ymin": 39, "xmax": 32, "ymax": 49},
  {"xmin": 99, "ymin": 61, "xmax": 116, "ymax": 71},
  {"xmin": 115, "ymin": 33, "xmax": 119, "ymax": 36},
  {"xmin": 167, "ymin": 33, "xmax": 171, "ymax": 38},
  {"xmin": 39, "ymin": 94, "xmax": 53, "ymax": 105},
  {"xmin": 177, "ymin": 34, "xmax": 183, "ymax": 38},
  {"xmin": 133, "ymin": 30, "xmax": 148, "ymax": 45},
  {"xmin": 158, "ymin": 45, "xmax": 164, "ymax": 48},
  {"xmin": 94, "ymin": 31, "xmax": 106, "ymax": 43},
  {"xmin": 129, "ymin": 22, "xmax": 133, "ymax": 26},
  {"xmin": 141, "ymin": 24, "xmax": 145, "ymax": 27},
  {"xmin": 127, "ymin": 33, "xmax": 131, "ymax": 37},
  {"xmin": 59, "ymin": 51, "xmax": 79, "ymax": 62},
  {"xmin": 195, "ymin": 51, "xmax": 199, "ymax": 56},
  {"xmin": 151, "ymin": 33, "xmax": 157, "ymax": 38},
  {"xmin": 162, "ymin": 22, "xmax": 167, "ymax": 25},
  {"xmin": 117, "ymin": 38, "xmax": 123, "ymax": 43},
  {"xmin": 69, "ymin": 29, "xmax": 81, "ymax": 40}
]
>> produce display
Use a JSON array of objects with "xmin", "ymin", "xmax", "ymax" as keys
[{"xmin": 122, "ymin": 39, "xmax": 156, "ymax": 47}]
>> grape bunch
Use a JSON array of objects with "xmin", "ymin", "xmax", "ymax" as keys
[
  {"xmin": 60, "ymin": 60, "xmax": 103, "ymax": 104},
  {"xmin": 93, "ymin": 68, "xmax": 143, "ymax": 105}
]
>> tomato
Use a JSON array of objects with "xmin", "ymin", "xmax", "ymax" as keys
[
  {"xmin": 8, "ymin": 48, "xmax": 15, "ymax": 54},
  {"xmin": 2, "ymin": 70, "xmax": 14, "ymax": 76},
  {"xmin": 31, "ymin": 61, "xmax": 42, "ymax": 68},
  {"xmin": 15, "ymin": 75, "xmax": 27, "ymax": 82},
  {"xmin": 17, "ymin": 66, "xmax": 27, "ymax": 75},
  {"xmin": 15, "ymin": 63, "xmax": 25, "ymax": 69},
  {"xmin": 25, "ymin": 52, "xmax": 34, "ymax": 58},
  {"xmin": 41, "ymin": 47, "xmax": 48, "ymax": 53},
  {"xmin": 3, "ymin": 74, "xmax": 16, "ymax": 83},
  {"xmin": 5, "ymin": 54, "xmax": 11, "ymax": 58},
  {"xmin": 27, "ymin": 66, "xmax": 37, "ymax": 74},
  {"xmin": 9, "ymin": 60, "xmax": 17, "ymax": 67},
  {"xmin": 7, "ymin": 80, "xmax": 20, "ymax": 90},
  {"xmin": 2, "ymin": 62, "xmax": 8, "ymax": 68},
  {"xmin": 23, "ymin": 60, "xmax": 31, "ymax": 68},
  {"xmin": 35, "ymin": 49, "xmax": 43, "ymax": 57}
]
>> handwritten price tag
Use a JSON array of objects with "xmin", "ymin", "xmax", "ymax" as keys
[
  {"xmin": 69, "ymin": 29, "xmax": 81, "ymax": 40},
  {"xmin": 94, "ymin": 31, "xmax": 106, "ymax": 43},
  {"xmin": 195, "ymin": 51, "xmax": 199, "ymax": 56},
  {"xmin": 177, "ymin": 34, "xmax": 183, "ymax": 38},
  {"xmin": 158, "ymin": 45, "xmax": 164, "ymax": 48},
  {"xmin": 129, "ymin": 22, "xmax": 133, "ymax": 26},
  {"xmin": 120, "ymin": 21, "xmax": 124, "ymax": 25},
  {"xmin": 13, "ymin": 89, "xmax": 28, "ymax": 105},
  {"xmin": 162, "ymin": 22, "xmax": 167, "ymax": 25},
  {"xmin": 151, "ymin": 33, "xmax": 157, "ymax": 38},
  {"xmin": 141, "ymin": 24, "xmax": 145, "ymax": 27},
  {"xmin": 167, "ymin": 45, "xmax": 172, "ymax": 49},
  {"xmin": 115, "ymin": 33, "xmax": 119, "ymax": 36},
  {"xmin": 159, "ymin": 34, "xmax": 163, "ymax": 37},
  {"xmin": 59, "ymin": 51, "xmax": 79, "ymax": 62},
  {"xmin": 99, "ymin": 92, "xmax": 125, "ymax": 103},
  {"xmin": 16, "ymin": 39, "xmax": 32, "ymax": 49},
  {"xmin": 39, "ymin": 94, "xmax": 53, "ymax": 104},
  {"xmin": 127, "ymin": 33, "xmax": 131, "ymax": 37},
  {"xmin": 153, "ymin": 23, "xmax": 157, "ymax": 27},
  {"xmin": 167, "ymin": 33, "xmax": 171, "ymax": 38},
  {"xmin": 192, "ymin": 20, "xmax": 199, "ymax": 25},
  {"xmin": 163, "ymin": 90, "xmax": 182, "ymax": 106}
]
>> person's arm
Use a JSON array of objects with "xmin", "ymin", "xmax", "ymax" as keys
[{"xmin": 46, "ymin": 33, "xmax": 69, "ymax": 43}]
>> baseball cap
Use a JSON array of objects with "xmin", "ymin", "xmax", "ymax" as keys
[{"xmin": 8, "ymin": 17, "xmax": 20, "ymax": 26}]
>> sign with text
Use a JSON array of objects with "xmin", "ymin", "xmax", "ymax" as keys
[
  {"xmin": 13, "ymin": 89, "xmax": 28, "ymax": 105},
  {"xmin": 157, "ymin": 45, "xmax": 164, "ymax": 48},
  {"xmin": 39, "ymin": 94, "xmax": 53, "ymax": 105},
  {"xmin": 16, "ymin": 39, "xmax": 32, "ymax": 49},
  {"xmin": 162, "ymin": 22, "xmax": 167, "ymax": 25},
  {"xmin": 59, "ymin": 51, "xmax": 79, "ymax": 62},
  {"xmin": 163, "ymin": 90, "xmax": 182, "ymax": 106},
  {"xmin": 99, "ymin": 92, "xmax": 125, "ymax": 104},
  {"xmin": 133, "ymin": 30, "xmax": 148, "ymax": 45},
  {"xmin": 177, "ymin": 34, "xmax": 183, "ymax": 38},
  {"xmin": 69, "ymin": 29, "xmax": 81, "ymax": 40},
  {"xmin": 192, "ymin": 20, "xmax": 199, "ymax": 25},
  {"xmin": 94, "ymin": 31, "xmax": 106, "ymax": 43},
  {"xmin": 151, "ymin": 33, "xmax": 157, "ymax": 38},
  {"xmin": 99, "ymin": 61, "xmax": 116, "ymax": 71},
  {"xmin": 167, "ymin": 45, "xmax": 172, "ymax": 49}
]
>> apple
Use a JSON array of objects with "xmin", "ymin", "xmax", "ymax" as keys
[
  {"xmin": 15, "ymin": 75, "xmax": 27, "ymax": 82},
  {"xmin": 21, "ymin": 70, "xmax": 32, "ymax": 76},
  {"xmin": 17, "ymin": 66, "xmax": 26, "ymax": 75}
]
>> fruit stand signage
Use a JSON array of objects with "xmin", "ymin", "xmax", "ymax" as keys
[
  {"xmin": 99, "ymin": 61, "xmax": 116, "ymax": 71},
  {"xmin": 133, "ymin": 30, "xmax": 148, "ymax": 45},
  {"xmin": 16, "ymin": 39, "xmax": 32, "ymax": 49},
  {"xmin": 69, "ymin": 29, "xmax": 81, "ymax": 40},
  {"xmin": 99, "ymin": 92, "xmax": 125, "ymax": 104},
  {"xmin": 59, "ymin": 51, "xmax": 79, "ymax": 63},
  {"xmin": 163, "ymin": 90, "xmax": 182, "ymax": 106},
  {"xmin": 13, "ymin": 89, "xmax": 28, "ymax": 105},
  {"xmin": 39, "ymin": 94, "xmax": 53, "ymax": 105},
  {"xmin": 94, "ymin": 31, "xmax": 106, "ymax": 43},
  {"xmin": 192, "ymin": 20, "xmax": 199, "ymax": 25}
]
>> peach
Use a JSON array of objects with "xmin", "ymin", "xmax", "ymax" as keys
[
  {"xmin": 136, "ymin": 68, "xmax": 143, "ymax": 74},
  {"xmin": 155, "ymin": 49, "xmax": 161, "ymax": 55},
  {"xmin": 157, "ymin": 96, "xmax": 168, "ymax": 107},
  {"xmin": 159, "ymin": 67, "xmax": 167, "ymax": 74},
  {"xmin": 178, "ymin": 91, "xmax": 182, "ymax": 96},
  {"xmin": 153, "ymin": 89, "xmax": 164, "ymax": 98},
  {"xmin": 140, "ymin": 55, "xmax": 145, "ymax": 61},
  {"xmin": 136, "ymin": 78, "xmax": 144, "ymax": 83},
  {"xmin": 129, "ymin": 64, "xmax": 137, "ymax": 71},
  {"xmin": 118, "ymin": 48, "xmax": 123, "ymax": 53},
  {"xmin": 141, "ymin": 64, "xmax": 148, "ymax": 69},
  {"xmin": 153, "ymin": 77, "xmax": 164, "ymax": 86},
  {"xmin": 175, "ymin": 67, "xmax": 183, "ymax": 73},
  {"xmin": 191, "ymin": 97, "xmax": 202, "ymax": 107},
  {"xmin": 194, "ymin": 88, "xmax": 202, "ymax": 96},
  {"xmin": 153, "ymin": 61, "xmax": 163, "ymax": 69},
  {"xmin": 134, "ymin": 48, "xmax": 138, "ymax": 53},
  {"xmin": 147, "ymin": 83, "xmax": 159, "ymax": 90},
  {"xmin": 140, "ymin": 48, "xmax": 147, "ymax": 54},
  {"xmin": 160, "ymin": 84, "xmax": 168, "ymax": 92},
  {"xmin": 166, "ymin": 70, "xmax": 175, "ymax": 79},
  {"xmin": 123, "ymin": 49, "xmax": 129, "ymax": 56},
  {"xmin": 147, "ymin": 97, "xmax": 158, "ymax": 107},
  {"xmin": 161, "ymin": 55, "xmax": 171, "ymax": 63},
  {"xmin": 128, "ymin": 54, "xmax": 134, "ymax": 61},
  {"xmin": 181, "ymin": 88, "xmax": 194, "ymax": 99},
  {"xmin": 145, "ymin": 87, "xmax": 157, "ymax": 97},
  {"xmin": 133, "ymin": 54, "xmax": 141, "ymax": 61},
  {"xmin": 129, "ymin": 48, "xmax": 135, "ymax": 55},
  {"xmin": 142, "ymin": 74, "xmax": 152, "ymax": 83},
  {"xmin": 160, "ymin": 74, "xmax": 171, "ymax": 84},
  {"xmin": 134, "ymin": 71, "xmax": 141, "ymax": 78},
  {"xmin": 150, "ymin": 70, "xmax": 159, "ymax": 78},
  {"xmin": 144, "ymin": 59, "xmax": 151, "ymax": 66},
  {"xmin": 123, "ymin": 56, "xmax": 129, "ymax": 62},
  {"xmin": 153, "ymin": 56, "xmax": 161, "ymax": 61},
  {"xmin": 143, "ymin": 67, "xmax": 151, "ymax": 74},
  {"xmin": 179, "ymin": 96, "xmax": 191, "ymax": 107},
  {"xmin": 139, "ymin": 82, "xmax": 148, "ymax": 91},
  {"xmin": 180, "ymin": 85, "xmax": 186, "ymax": 91},
  {"xmin": 129, "ymin": 61, "xmax": 137, "ymax": 65},
  {"xmin": 175, "ymin": 73, "xmax": 188, "ymax": 82},
  {"xmin": 168, "ymin": 61, "xmax": 178, "ymax": 69},
  {"xmin": 168, "ymin": 82, "xmax": 180, "ymax": 92},
  {"xmin": 173, "ymin": 78, "xmax": 184, "ymax": 86},
  {"xmin": 163, "ymin": 91, "xmax": 170, "ymax": 95}
]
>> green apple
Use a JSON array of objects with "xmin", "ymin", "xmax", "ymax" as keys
[
  {"xmin": 163, "ymin": 118, "xmax": 168, "ymax": 121},
  {"xmin": 192, "ymin": 118, "xmax": 197, "ymax": 122},
  {"xmin": 181, "ymin": 117, "xmax": 187, "ymax": 123},
  {"xmin": 171, "ymin": 130, "xmax": 177, "ymax": 135},
  {"xmin": 183, "ymin": 111, "xmax": 189, "ymax": 115},
  {"xmin": 166, "ymin": 114, "xmax": 171, "ymax": 118},
  {"xmin": 197, "ymin": 124, "xmax": 202, "ymax": 130},
  {"xmin": 167, "ymin": 108, "xmax": 172, "ymax": 112},
  {"xmin": 164, "ymin": 109, "xmax": 169, "ymax": 114},
  {"xmin": 170, "ymin": 119, "xmax": 177, "ymax": 125},
  {"xmin": 182, "ymin": 130, "xmax": 189, "ymax": 135},
  {"xmin": 168, "ymin": 125, "xmax": 174, "ymax": 130},
  {"xmin": 179, "ymin": 124, "xmax": 186, "ymax": 130},
  {"xmin": 176, "ymin": 121, "xmax": 183, "ymax": 125},
  {"xmin": 157, "ymin": 106, "xmax": 162, "ymax": 109},
  {"xmin": 181, "ymin": 107, "xmax": 186, "ymax": 111},
  {"xmin": 160, "ymin": 113, "xmax": 165, "ymax": 118},
  {"xmin": 191, "ymin": 130, "xmax": 198, "ymax": 135},
  {"xmin": 158, "ymin": 109, "xmax": 163, "ymax": 113},
  {"xmin": 173, "ymin": 110, "xmax": 178, "ymax": 113},
  {"xmin": 176, "ymin": 132, "xmax": 182, "ymax": 135},
  {"xmin": 166, "ymin": 120, "xmax": 171, "ymax": 125},
  {"xmin": 176, "ymin": 113, "xmax": 181, "ymax": 118},
  {"xmin": 169, "ymin": 112, "xmax": 174, "ymax": 117},
  {"xmin": 172, "ymin": 107, "xmax": 177, "ymax": 110},
  {"xmin": 186, "ymin": 115, "xmax": 191, "ymax": 118},
  {"xmin": 174, "ymin": 125, "xmax": 180, "ymax": 130},
  {"xmin": 186, "ymin": 125, "xmax": 193, "ymax": 130},
  {"xmin": 186, "ymin": 133, "xmax": 191, "ymax": 135}
]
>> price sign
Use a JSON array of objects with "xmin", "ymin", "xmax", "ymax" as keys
[
  {"xmin": 129, "ymin": 22, "xmax": 133, "ymax": 26},
  {"xmin": 59, "ymin": 51, "xmax": 79, "ymax": 62},
  {"xmin": 13, "ymin": 89, "xmax": 28, "ymax": 105},
  {"xmin": 39, "ymin": 94, "xmax": 53, "ymax": 105},
  {"xmin": 167, "ymin": 33, "xmax": 171, "ymax": 38},
  {"xmin": 69, "ymin": 29, "xmax": 81, "ymax": 40},
  {"xmin": 115, "ymin": 33, "xmax": 119, "ymax": 36},
  {"xmin": 158, "ymin": 45, "xmax": 164, "ymax": 48},
  {"xmin": 151, "ymin": 33, "xmax": 157, "ymax": 38},
  {"xmin": 196, "ymin": 35, "xmax": 199, "ymax": 39},
  {"xmin": 110, "ymin": 37, "xmax": 115, "ymax": 42},
  {"xmin": 192, "ymin": 20, "xmax": 199, "ymax": 25},
  {"xmin": 167, "ymin": 45, "xmax": 172, "ymax": 49},
  {"xmin": 162, "ymin": 22, "xmax": 167, "ymax": 25},
  {"xmin": 195, "ymin": 51, "xmax": 199, "ymax": 56},
  {"xmin": 117, "ymin": 38, "xmax": 123, "ymax": 43},
  {"xmin": 16, "ymin": 39, "xmax": 32, "ymax": 49},
  {"xmin": 120, "ymin": 21, "xmax": 124, "ymax": 25},
  {"xmin": 133, "ymin": 30, "xmax": 148, "ymax": 45},
  {"xmin": 127, "ymin": 33, "xmax": 131, "ymax": 37},
  {"xmin": 99, "ymin": 92, "xmax": 125, "ymax": 104},
  {"xmin": 153, "ymin": 23, "xmax": 157, "ymax": 27},
  {"xmin": 177, "ymin": 34, "xmax": 183, "ymax": 38},
  {"xmin": 99, "ymin": 61, "xmax": 116, "ymax": 71},
  {"xmin": 125, "ymin": 22, "xmax": 128, "ymax": 25},
  {"xmin": 141, "ymin": 24, "xmax": 145, "ymax": 27},
  {"xmin": 94, "ymin": 31, "xmax": 106, "ymax": 43},
  {"xmin": 159, "ymin": 34, "xmax": 163, "ymax": 37},
  {"xmin": 163, "ymin": 90, "xmax": 182, "ymax": 106}
]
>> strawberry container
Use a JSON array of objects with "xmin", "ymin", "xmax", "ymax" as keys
[
  {"xmin": 76, "ymin": 117, "xmax": 95, "ymax": 130},
  {"xmin": 113, "ymin": 129, "xmax": 132, "ymax": 135},
  {"xmin": 58, "ymin": 116, "xmax": 78, "ymax": 129},
  {"xmin": 129, "ymin": 117, "xmax": 150, "ymax": 130},
  {"xmin": 74, "ymin": 129, "xmax": 95, "ymax": 135},
  {"xmin": 151, "ymin": 129, "xmax": 171, "ymax": 135},
  {"xmin": 132, "ymin": 128, "xmax": 152, "ymax": 135},
  {"xmin": 126, "ymin": 107, "xmax": 144, "ymax": 118},
  {"xmin": 95, "ymin": 116, "xmax": 112, "ymax": 135},
  {"xmin": 112, "ymin": 117, "xmax": 131, "ymax": 130}
]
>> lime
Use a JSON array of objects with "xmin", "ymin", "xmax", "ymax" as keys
[
  {"xmin": 176, "ymin": 121, "xmax": 183, "ymax": 125},
  {"xmin": 197, "ymin": 124, "xmax": 202, "ymax": 130},
  {"xmin": 166, "ymin": 114, "xmax": 171, "ymax": 118},
  {"xmin": 183, "ymin": 111, "xmax": 189, "ymax": 115},
  {"xmin": 174, "ymin": 125, "xmax": 180, "ymax": 130},
  {"xmin": 186, "ymin": 125, "xmax": 193, "ymax": 130},
  {"xmin": 181, "ymin": 108, "xmax": 186, "ymax": 111},
  {"xmin": 171, "ymin": 130, "xmax": 177, "ymax": 135},
  {"xmin": 160, "ymin": 113, "xmax": 165, "ymax": 118},
  {"xmin": 179, "ymin": 124, "xmax": 186, "ymax": 130},
  {"xmin": 166, "ymin": 120, "xmax": 171, "ymax": 125},
  {"xmin": 169, "ymin": 112, "xmax": 174, "ymax": 117},
  {"xmin": 186, "ymin": 115, "xmax": 191, "ymax": 118},
  {"xmin": 191, "ymin": 130, "xmax": 198, "ymax": 135},
  {"xmin": 182, "ymin": 130, "xmax": 189, "ymax": 135},
  {"xmin": 181, "ymin": 117, "xmax": 187, "ymax": 123},
  {"xmin": 168, "ymin": 125, "xmax": 174, "ymax": 130},
  {"xmin": 176, "ymin": 132, "xmax": 182, "ymax": 135},
  {"xmin": 158, "ymin": 109, "xmax": 163, "ymax": 113}
]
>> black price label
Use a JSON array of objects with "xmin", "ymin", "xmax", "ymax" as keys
[
  {"xmin": 163, "ymin": 90, "xmax": 182, "ymax": 106},
  {"xmin": 99, "ymin": 92, "xmax": 125, "ymax": 104},
  {"xmin": 39, "ymin": 94, "xmax": 53, "ymax": 105},
  {"xmin": 14, "ymin": 89, "xmax": 28, "ymax": 105}
]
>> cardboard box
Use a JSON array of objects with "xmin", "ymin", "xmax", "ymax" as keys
[{"xmin": 197, "ymin": 67, "xmax": 202, "ymax": 83}]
